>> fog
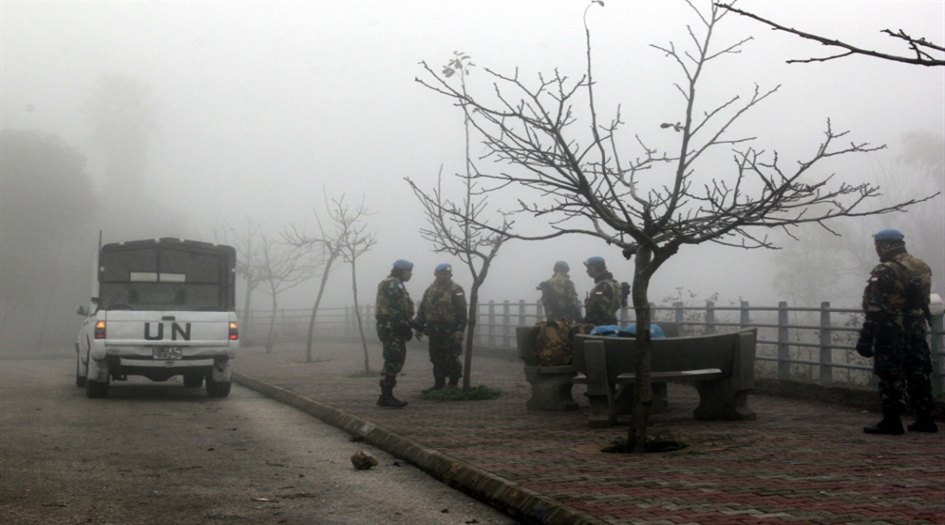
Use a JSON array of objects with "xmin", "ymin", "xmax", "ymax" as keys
[{"xmin": 2, "ymin": 1, "xmax": 943, "ymax": 347}]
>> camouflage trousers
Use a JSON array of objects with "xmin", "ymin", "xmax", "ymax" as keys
[
  {"xmin": 874, "ymin": 321, "xmax": 935, "ymax": 414},
  {"xmin": 377, "ymin": 324, "xmax": 408, "ymax": 389},
  {"xmin": 426, "ymin": 323, "xmax": 463, "ymax": 381}
]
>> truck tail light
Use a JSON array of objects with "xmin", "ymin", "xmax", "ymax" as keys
[
  {"xmin": 94, "ymin": 321, "xmax": 106, "ymax": 339},
  {"xmin": 229, "ymin": 322, "xmax": 239, "ymax": 340}
]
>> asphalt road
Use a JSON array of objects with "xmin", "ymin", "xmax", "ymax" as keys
[{"xmin": 0, "ymin": 358, "xmax": 519, "ymax": 525}]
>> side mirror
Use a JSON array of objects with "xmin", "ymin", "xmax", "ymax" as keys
[{"xmin": 76, "ymin": 305, "xmax": 90, "ymax": 316}]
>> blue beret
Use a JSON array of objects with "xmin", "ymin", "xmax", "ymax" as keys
[
  {"xmin": 584, "ymin": 256, "xmax": 605, "ymax": 266},
  {"xmin": 393, "ymin": 259, "xmax": 414, "ymax": 270},
  {"xmin": 434, "ymin": 263, "xmax": 452, "ymax": 273},
  {"xmin": 554, "ymin": 261, "xmax": 569, "ymax": 271},
  {"xmin": 873, "ymin": 229, "xmax": 904, "ymax": 241}
]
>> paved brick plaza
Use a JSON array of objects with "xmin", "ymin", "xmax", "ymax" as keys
[{"xmin": 235, "ymin": 340, "xmax": 944, "ymax": 525}]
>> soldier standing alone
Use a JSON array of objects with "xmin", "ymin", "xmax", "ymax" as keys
[
  {"xmin": 856, "ymin": 229, "xmax": 938, "ymax": 434},
  {"xmin": 375, "ymin": 259, "xmax": 417, "ymax": 408},
  {"xmin": 538, "ymin": 261, "xmax": 583, "ymax": 322},
  {"xmin": 582, "ymin": 256, "xmax": 622, "ymax": 327},
  {"xmin": 415, "ymin": 263, "xmax": 467, "ymax": 393}
]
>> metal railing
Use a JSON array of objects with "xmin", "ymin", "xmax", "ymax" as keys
[{"xmin": 243, "ymin": 300, "xmax": 944, "ymax": 396}]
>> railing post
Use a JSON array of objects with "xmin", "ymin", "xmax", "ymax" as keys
[
  {"xmin": 705, "ymin": 301, "xmax": 716, "ymax": 334},
  {"xmin": 488, "ymin": 300, "xmax": 496, "ymax": 347},
  {"xmin": 502, "ymin": 300, "xmax": 511, "ymax": 349},
  {"xmin": 518, "ymin": 300, "xmax": 527, "ymax": 327},
  {"xmin": 819, "ymin": 302, "xmax": 833, "ymax": 384},
  {"xmin": 674, "ymin": 302, "xmax": 684, "ymax": 334},
  {"xmin": 474, "ymin": 303, "xmax": 483, "ymax": 346},
  {"xmin": 740, "ymin": 301, "xmax": 750, "ymax": 328},
  {"xmin": 536, "ymin": 300, "xmax": 544, "ymax": 323},
  {"xmin": 778, "ymin": 301, "xmax": 790, "ymax": 380},
  {"xmin": 619, "ymin": 304, "xmax": 629, "ymax": 326}
]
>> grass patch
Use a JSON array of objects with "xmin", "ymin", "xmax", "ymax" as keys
[
  {"xmin": 423, "ymin": 385, "xmax": 502, "ymax": 401},
  {"xmin": 602, "ymin": 431, "xmax": 688, "ymax": 454},
  {"xmin": 345, "ymin": 369, "xmax": 378, "ymax": 379}
]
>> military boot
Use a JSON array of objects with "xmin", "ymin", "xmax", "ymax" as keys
[
  {"xmin": 908, "ymin": 411, "xmax": 939, "ymax": 433},
  {"xmin": 864, "ymin": 408, "xmax": 904, "ymax": 435},
  {"xmin": 422, "ymin": 376, "xmax": 445, "ymax": 395},
  {"xmin": 377, "ymin": 386, "xmax": 408, "ymax": 408}
]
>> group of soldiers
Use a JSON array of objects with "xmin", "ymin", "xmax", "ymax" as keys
[
  {"xmin": 373, "ymin": 256, "xmax": 625, "ymax": 408},
  {"xmin": 374, "ymin": 231, "xmax": 938, "ymax": 437}
]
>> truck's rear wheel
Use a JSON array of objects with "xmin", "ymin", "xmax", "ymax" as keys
[
  {"xmin": 206, "ymin": 377, "xmax": 231, "ymax": 398},
  {"xmin": 85, "ymin": 378, "xmax": 109, "ymax": 398}
]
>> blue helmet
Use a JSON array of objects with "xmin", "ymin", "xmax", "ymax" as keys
[
  {"xmin": 553, "ymin": 261, "xmax": 569, "ymax": 272},
  {"xmin": 873, "ymin": 229, "xmax": 904, "ymax": 241},
  {"xmin": 393, "ymin": 259, "xmax": 414, "ymax": 270},
  {"xmin": 434, "ymin": 263, "xmax": 452, "ymax": 274},
  {"xmin": 583, "ymin": 256, "xmax": 605, "ymax": 266}
]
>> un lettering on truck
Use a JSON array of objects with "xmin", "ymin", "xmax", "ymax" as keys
[{"xmin": 75, "ymin": 238, "xmax": 239, "ymax": 398}]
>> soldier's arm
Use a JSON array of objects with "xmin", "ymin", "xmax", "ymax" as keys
[
  {"xmin": 864, "ymin": 264, "xmax": 897, "ymax": 322},
  {"xmin": 386, "ymin": 284, "xmax": 411, "ymax": 326},
  {"xmin": 454, "ymin": 287, "xmax": 468, "ymax": 333}
]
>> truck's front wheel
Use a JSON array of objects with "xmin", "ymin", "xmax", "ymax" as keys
[{"xmin": 206, "ymin": 377, "xmax": 231, "ymax": 398}]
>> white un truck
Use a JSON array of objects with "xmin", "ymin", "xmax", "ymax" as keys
[{"xmin": 75, "ymin": 238, "xmax": 239, "ymax": 398}]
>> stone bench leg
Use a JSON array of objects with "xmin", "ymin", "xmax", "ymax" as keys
[
  {"xmin": 692, "ymin": 379, "xmax": 756, "ymax": 420},
  {"xmin": 524, "ymin": 367, "xmax": 578, "ymax": 411},
  {"xmin": 583, "ymin": 342, "xmax": 616, "ymax": 427}
]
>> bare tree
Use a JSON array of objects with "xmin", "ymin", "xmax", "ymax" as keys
[
  {"xmin": 337, "ymin": 202, "xmax": 378, "ymax": 373},
  {"xmin": 257, "ymin": 235, "xmax": 321, "ymax": 354},
  {"xmin": 416, "ymin": 1, "xmax": 936, "ymax": 451},
  {"xmin": 284, "ymin": 192, "xmax": 372, "ymax": 363},
  {"xmin": 408, "ymin": 51, "xmax": 512, "ymax": 391},
  {"xmin": 717, "ymin": 3, "xmax": 945, "ymax": 66},
  {"xmin": 212, "ymin": 219, "xmax": 266, "ymax": 343}
]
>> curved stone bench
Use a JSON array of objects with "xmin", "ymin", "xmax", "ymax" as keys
[
  {"xmin": 572, "ymin": 328, "xmax": 758, "ymax": 427},
  {"xmin": 515, "ymin": 323, "xmax": 681, "ymax": 412}
]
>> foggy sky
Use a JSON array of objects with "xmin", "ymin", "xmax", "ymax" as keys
[{"xmin": 2, "ymin": 0, "xmax": 943, "ymax": 312}]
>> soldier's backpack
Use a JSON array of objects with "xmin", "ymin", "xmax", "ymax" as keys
[{"xmin": 530, "ymin": 319, "xmax": 595, "ymax": 366}]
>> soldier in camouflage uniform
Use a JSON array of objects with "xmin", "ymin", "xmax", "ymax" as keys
[
  {"xmin": 856, "ymin": 229, "xmax": 938, "ymax": 434},
  {"xmin": 375, "ymin": 259, "xmax": 417, "ymax": 408},
  {"xmin": 414, "ymin": 263, "xmax": 467, "ymax": 393},
  {"xmin": 538, "ymin": 261, "xmax": 583, "ymax": 322},
  {"xmin": 582, "ymin": 256, "xmax": 622, "ymax": 327}
]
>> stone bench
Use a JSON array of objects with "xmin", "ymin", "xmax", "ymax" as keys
[
  {"xmin": 572, "ymin": 328, "xmax": 757, "ymax": 427},
  {"xmin": 515, "ymin": 323, "xmax": 681, "ymax": 412}
]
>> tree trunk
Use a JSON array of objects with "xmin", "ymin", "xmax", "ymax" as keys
[
  {"xmin": 350, "ymin": 258, "xmax": 370, "ymax": 372},
  {"xmin": 462, "ymin": 281, "xmax": 482, "ymax": 390},
  {"xmin": 241, "ymin": 279, "xmax": 255, "ymax": 345},
  {"xmin": 305, "ymin": 254, "xmax": 337, "ymax": 363},
  {"xmin": 265, "ymin": 291, "xmax": 278, "ymax": 354},
  {"xmin": 628, "ymin": 247, "xmax": 654, "ymax": 453}
]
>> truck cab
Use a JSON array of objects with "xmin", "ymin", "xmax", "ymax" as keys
[{"xmin": 75, "ymin": 238, "xmax": 239, "ymax": 398}]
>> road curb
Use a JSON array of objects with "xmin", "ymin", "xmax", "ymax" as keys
[{"xmin": 234, "ymin": 372, "xmax": 607, "ymax": 525}]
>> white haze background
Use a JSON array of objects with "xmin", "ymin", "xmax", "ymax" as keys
[{"xmin": 2, "ymin": 0, "xmax": 943, "ymax": 319}]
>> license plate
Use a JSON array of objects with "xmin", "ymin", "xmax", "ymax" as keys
[{"xmin": 153, "ymin": 347, "xmax": 183, "ymax": 360}]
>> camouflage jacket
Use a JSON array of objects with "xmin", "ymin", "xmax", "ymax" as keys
[
  {"xmin": 416, "ymin": 280, "xmax": 467, "ymax": 332},
  {"xmin": 539, "ymin": 273, "xmax": 582, "ymax": 321},
  {"xmin": 375, "ymin": 275, "xmax": 415, "ymax": 329},
  {"xmin": 862, "ymin": 249, "xmax": 932, "ymax": 324},
  {"xmin": 584, "ymin": 271, "xmax": 620, "ymax": 326}
]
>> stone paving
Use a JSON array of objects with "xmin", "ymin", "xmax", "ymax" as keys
[{"xmin": 234, "ymin": 340, "xmax": 945, "ymax": 525}]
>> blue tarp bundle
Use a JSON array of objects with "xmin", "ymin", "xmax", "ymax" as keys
[{"xmin": 589, "ymin": 324, "xmax": 666, "ymax": 338}]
